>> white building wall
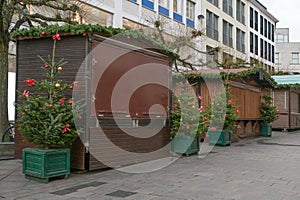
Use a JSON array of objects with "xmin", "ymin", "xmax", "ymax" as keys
[{"xmin": 80, "ymin": 0, "xmax": 278, "ymax": 70}]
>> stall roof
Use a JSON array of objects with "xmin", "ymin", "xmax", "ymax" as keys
[
  {"xmin": 271, "ymin": 75, "xmax": 300, "ymax": 85},
  {"xmin": 183, "ymin": 67, "xmax": 276, "ymax": 88}
]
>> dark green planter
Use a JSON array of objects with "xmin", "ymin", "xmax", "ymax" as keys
[
  {"xmin": 22, "ymin": 148, "xmax": 70, "ymax": 183},
  {"xmin": 171, "ymin": 135, "xmax": 199, "ymax": 156},
  {"xmin": 208, "ymin": 130, "xmax": 231, "ymax": 146},
  {"xmin": 260, "ymin": 124, "xmax": 272, "ymax": 137}
]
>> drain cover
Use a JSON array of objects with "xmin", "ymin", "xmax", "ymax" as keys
[
  {"xmin": 106, "ymin": 190, "xmax": 137, "ymax": 198},
  {"xmin": 51, "ymin": 181, "xmax": 106, "ymax": 195}
]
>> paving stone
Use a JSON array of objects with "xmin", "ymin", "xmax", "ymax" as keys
[{"xmin": 0, "ymin": 131, "xmax": 300, "ymax": 199}]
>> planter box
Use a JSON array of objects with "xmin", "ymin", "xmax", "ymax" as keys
[
  {"xmin": 260, "ymin": 124, "xmax": 272, "ymax": 137},
  {"xmin": 22, "ymin": 148, "xmax": 70, "ymax": 183},
  {"xmin": 208, "ymin": 130, "xmax": 231, "ymax": 146},
  {"xmin": 171, "ymin": 135, "xmax": 199, "ymax": 156}
]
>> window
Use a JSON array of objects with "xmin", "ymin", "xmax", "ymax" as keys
[
  {"xmin": 276, "ymin": 33, "xmax": 289, "ymax": 43},
  {"xmin": 292, "ymin": 53, "xmax": 299, "ymax": 64},
  {"xmin": 236, "ymin": 0, "xmax": 245, "ymax": 24},
  {"xmin": 268, "ymin": 43, "xmax": 271, "ymax": 61},
  {"xmin": 254, "ymin": 11, "xmax": 258, "ymax": 31},
  {"xmin": 260, "ymin": 15, "xmax": 264, "ymax": 35},
  {"xmin": 79, "ymin": 4, "xmax": 113, "ymax": 26},
  {"xmin": 142, "ymin": 0, "xmax": 154, "ymax": 10},
  {"xmin": 268, "ymin": 21, "xmax": 271, "ymax": 40},
  {"xmin": 159, "ymin": 0, "xmax": 169, "ymax": 8},
  {"xmin": 206, "ymin": 45, "xmax": 218, "ymax": 62},
  {"xmin": 186, "ymin": 0, "xmax": 195, "ymax": 20},
  {"xmin": 223, "ymin": 0, "xmax": 232, "ymax": 16},
  {"xmin": 173, "ymin": 0, "xmax": 182, "ymax": 14},
  {"xmin": 271, "ymin": 45, "xmax": 275, "ymax": 63},
  {"xmin": 207, "ymin": 0, "xmax": 218, "ymax": 7},
  {"xmin": 271, "ymin": 24, "xmax": 275, "ymax": 42},
  {"xmin": 250, "ymin": 32, "xmax": 254, "ymax": 53},
  {"xmin": 223, "ymin": 20, "xmax": 233, "ymax": 47},
  {"xmin": 236, "ymin": 28, "xmax": 245, "ymax": 53},
  {"xmin": 206, "ymin": 10, "xmax": 219, "ymax": 41},
  {"xmin": 159, "ymin": 0, "xmax": 169, "ymax": 16},
  {"xmin": 255, "ymin": 35, "xmax": 258, "ymax": 55},
  {"xmin": 275, "ymin": 52, "xmax": 279, "ymax": 64},
  {"xmin": 264, "ymin": 41, "xmax": 267, "ymax": 59},
  {"xmin": 264, "ymin": 18, "xmax": 267, "ymax": 37},
  {"xmin": 250, "ymin": 7, "xmax": 253, "ymax": 28},
  {"xmin": 260, "ymin": 39, "xmax": 263, "ymax": 58}
]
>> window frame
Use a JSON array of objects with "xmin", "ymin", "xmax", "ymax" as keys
[{"xmin": 291, "ymin": 52, "xmax": 299, "ymax": 64}]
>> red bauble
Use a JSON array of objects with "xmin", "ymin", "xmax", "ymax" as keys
[
  {"xmin": 41, "ymin": 31, "xmax": 46, "ymax": 36},
  {"xmin": 82, "ymin": 33, "xmax": 87, "ymax": 37}
]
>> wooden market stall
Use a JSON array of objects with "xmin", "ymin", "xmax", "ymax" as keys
[
  {"xmin": 186, "ymin": 68, "xmax": 275, "ymax": 141},
  {"xmin": 271, "ymin": 75, "xmax": 300, "ymax": 130},
  {"xmin": 14, "ymin": 25, "xmax": 174, "ymax": 171}
]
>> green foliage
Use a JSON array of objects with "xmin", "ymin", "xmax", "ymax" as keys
[
  {"xmin": 170, "ymin": 82, "xmax": 200, "ymax": 137},
  {"xmin": 12, "ymin": 24, "xmax": 179, "ymax": 59},
  {"xmin": 199, "ymin": 88, "xmax": 239, "ymax": 134},
  {"xmin": 178, "ymin": 67, "xmax": 277, "ymax": 87},
  {"xmin": 17, "ymin": 36, "xmax": 82, "ymax": 148},
  {"xmin": 260, "ymin": 94, "xmax": 279, "ymax": 124}
]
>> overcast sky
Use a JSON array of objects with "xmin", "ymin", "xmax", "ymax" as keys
[{"xmin": 259, "ymin": 0, "xmax": 300, "ymax": 42}]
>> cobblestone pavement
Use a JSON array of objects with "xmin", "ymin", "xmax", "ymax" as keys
[{"xmin": 0, "ymin": 131, "xmax": 300, "ymax": 200}]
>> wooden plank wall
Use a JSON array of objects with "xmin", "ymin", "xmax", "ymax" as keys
[
  {"xmin": 199, "ymin": 80, "xmax": 260, "ymax": 119},
  {"xmin": 273, "ymin": 89, "xmax": 290, "ymax": 129},
  {"xmin": 88, "ymin": 38, "xmax": 172, "ymax": 170}
]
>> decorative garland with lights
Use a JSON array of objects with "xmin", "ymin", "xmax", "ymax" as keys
[{"xmin": 12, "ymin": 24, "xmax": 179, "ymax": 59}]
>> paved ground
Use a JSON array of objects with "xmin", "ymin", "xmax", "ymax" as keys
[{"xmin": 1, "ymin": 131, "xmax": 300, "ymax": 200}]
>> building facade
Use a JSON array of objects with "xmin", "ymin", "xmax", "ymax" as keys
[
  {"xmin": 275, "ymin": 28, "xmax": 300, "ymax": 73},
  {"xmin": 21, "ymin": 0, "xmax": 274, "ymax": 71}
]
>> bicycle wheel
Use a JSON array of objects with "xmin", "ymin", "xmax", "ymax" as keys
[{"xmin": 2, "ymin": 126, "xmax": 15, "ymax": 142}]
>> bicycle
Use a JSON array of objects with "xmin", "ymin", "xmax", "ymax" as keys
[{"xmin": 1, "ymin": 121, "xmax": 15, "ymax": 142}]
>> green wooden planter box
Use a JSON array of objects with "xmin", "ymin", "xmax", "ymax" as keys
[
  {"xmin": 22, "ymin": 148, "xmax": 70, "ymax": 183},
  {"xmin": 171, "ymin": 135, "xmax": 199, "ymax": 156},
  {"xmin": 208, "ymin": 130, "xmax": 231, "ymax": 146},
  {"xmin": 260, "ymin": 124, "xmax": 272, "ymax": 137}
]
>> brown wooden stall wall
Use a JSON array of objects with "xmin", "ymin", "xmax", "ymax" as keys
[
  {"xmin": 273, "ymin": 89, "xmax": 290, "ymax": 129},
  {"xmin": 89, "ymin": 39, "xmax": 172, "ymax": 170},
  {"xmin": 15, "ymin": 36, "xmax": 87, "ymax": 170},
  {"xmin": 197, "ymin": 79, "xmax": 261, "ymax": 139}
]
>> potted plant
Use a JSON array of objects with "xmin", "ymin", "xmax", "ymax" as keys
[
  {"xmin": 170, "ymin": 82, "xmax": 202, "ymax": 156},
  {"xmin": 201, "ymin": 89, "xmax": 239, "ymax": 146},
  {"xmin": 17, "ymin": 33, "xmax": 81, "ymax": 183},
  {"xmin": 260, "ymin": 94, "xmax": 278, "ymax": 137}
]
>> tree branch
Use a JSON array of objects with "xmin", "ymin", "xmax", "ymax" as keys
[
  {"xmin": 28, "ymin": 13, "xmax": 75, "ymax": 24},
  {"xmin": 22, "ymin": 0, "xmax": 79, "ymax": 12}
]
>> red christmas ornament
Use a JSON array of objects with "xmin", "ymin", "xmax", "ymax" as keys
[
  {"xmin": 41, "ymin": 31, "xmax": 46, "ymax": 36},
  {"xmin": 24, "ymin": 79, "xmax": 35, "ymax": 86},
  {"xmin": 49, "ymin": 104, "xmax": 53, "ymax": 109},
  {"xmin": 59, "ymin": 97, "xmax": 67, "ymax": 105},
  {"xmin": 44, "ymin": 64, "xmax": 49, "ymax": 69},
  {"xmin": 68, "ymin": 100, "xmax": 73, "ymax": 105},
  {"xmin": 82, "ymin": 33, "xmax": 87, "ymax": 37}
]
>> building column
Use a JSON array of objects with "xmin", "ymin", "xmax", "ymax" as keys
[{"xmin": 113, "ymin": 0, "xmax": 123, "ymax": 28}]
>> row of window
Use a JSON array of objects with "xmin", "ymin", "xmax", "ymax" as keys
[
  {"xmin": 129, "ymin": 0, "xmax": 196, "ymax": 27},
  {"xmin": 250, "ymin": 32, "xmax": 274, "ymax": 63},
  {"xmin": 275, "ymin": 52, "xmax": 300, "ymax": 64},
  {"xmin": 250, "ymin": 7, "xmax": 275, "ymax": 42},
  {"xmin": 208, "ymin": 0, "xmax": 245, "ymax": 24},
  {"xmin": 207, "ymin": 11, "xmax": 245, "ymax": 53}
]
